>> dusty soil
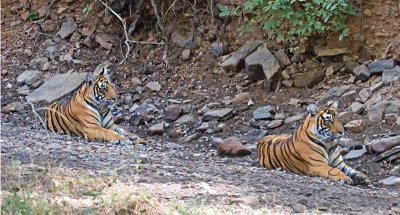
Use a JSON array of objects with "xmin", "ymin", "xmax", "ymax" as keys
[{"xmin": 1, "ymin": 0, "xmax": 400, "ymax": 214}]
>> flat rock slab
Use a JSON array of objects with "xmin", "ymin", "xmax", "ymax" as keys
[
  {"xmin": 26, "ymin": 72, "xmax": 87, "ymax": 103},
  {"xmin": 368, "ymin": 59, "xmax": 397, "ymax": 74},
  {"xmin": 253, "ymin": 105, "xmax": 276, "ymax": 120},
  {"xmin": 343, "ymin": 148, "xmax": 367, "ymax": 160},
  {"xmin": 293, "ymin": 70, "xmax": 324, "ymax": 88},
  {"xmin": 379, "ymin": 176, "xmax": 400, "ymax": 186},
  {"xmin": 217, "ymin": 137, "xmax": 251, "ymax": 157},
  {"xmin": 317, "ymin": 47, "xmax": 349, "ymax": 57},
  {"xmin": 203, "ymin": 108, "xmax": 233, "ymax": 121},
  {"xmin": 369, "ymin": 136, "xmax": 400, "ymax": 153},
  {"xmin": 221, "ymin": 40, "xmax": 263, "ymax": 72},
  {"xmin": 382, "ymin": 67, "xmax": 400, "ymax": 85}
]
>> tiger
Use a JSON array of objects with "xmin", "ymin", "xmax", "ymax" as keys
[
  {"xmin": 45, "ymin": 67, "xmax": 141, "ymax": 144},
  {"xmin": 256, "ymin": 101, "xmax": 369, "ymax": 185}
]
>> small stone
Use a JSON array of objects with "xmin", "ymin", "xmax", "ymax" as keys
[
  {"xmin": 368, "ymin": 59, "xmax": 397, "ymax": 75},
  {"xmin": 44, "ymin": 45, "xmax": 59, "ymax": 60},
  {"xmin": 175, "ymin": 114, "xmax": 197, "ymax": 125},
  {"xmin": 129, "ymin": 104, "xmax": 139, "ymax": 113},
  {"xmin": 253, "ymin": 105, "xmax": 276, "ymax": 120},
  {"xmin": 37, "ymin": 6, "xmax": 49, "ymax": 17},
  {"xmin": 397, "ymin": 116, "xmax": 400, "ymax": 125},
  {"xmin": 1, "ymin": 102, "xmax": 25, "ymax": 113},
  {"xmin": 21, "ymin": 11, "xmax": 30, "ymax": 20},
  {"xmin": 382, "ymin": 67, "xmax": 400, "ymax": 85},
  {"xmin": 29, "ymin": 57, "xmax": 49, "ymax": 69},
  {"xmin": 95, "ymin": 35, "xmax": 113, "ymax": 50},
  {"xmin": 17, "ymin": 85, "xmax": 30, "ymax": 95},
  {"xmin": 347, "ymin": 75, "xmax": 356, "ymax": 83},
  {"xmin": 344, "ymin": 120, "xmax": 366, "ymax": 133},
  {"xmin": 217, "ymin": 137, "xmax": 251, "ymax": 157},
  {"xmin": 69, "ymin": 31, "xmax": 81, "ymax": 43},
  {"xmin": 182, "ymin": 133, "xmax": 200, "ymax": 143},
  {"xmin": 57, "ymin": 7, "xmax": 67, "ymax": 14},
  {"xmin": 341, "ymin": 90, "xmax": 358, "ymax": 107},
  {"xmin": 182, "ymin": 49, "xmax": 190, "ymax": 61},
  {"xmin": 230, "ymin": 196, "xmax": 259, "ymax": 207},
  {"xmin": 231, "ymin": 92, "xmax": 251, "ymax": 105},
  {"xmin": 359, "ymin": 88, "xmax": 371, "ymax": 103},
  {"xmin": 145, "ymin": 82, "xmax": 161, "ymax": 92},
  {"xmin": 16, "ymin": 70, "xmax": 41, "ymax": 87},
  {"xmin": 171, "ymin": 32, "xmax": 194, "ymax": 48},
  {"xmin": 274, "ymin": 49, "xmax": 291, "ymax": 67},
  {"xmin": 148, "ymin": 123, "xmax": 165, "ymax": 136},
  {"xmin": 103, "ymin": 15, "xmax": 114, "ymax": 25},
  {"xmin": 211, "ymin": 42, "xmax": 228, "ymax": 57},
  {"xmin": 368, "ymin": 100, "xmax": 400, "ymax": 122},
  {"xmin": 81, "ymin": 27, "xmax": 94, "ymax": 37},
  {"xmin": 266, "ymin": 120, "xmax": 283, "ymax": 129},
  {"xmin": 317, "ymin": 85, "xmax": 350, "ymax": 106},
  {"xmin": 370, "ymin": 81, "xmax": 383, "ymax": 93},
  {"xmin": 325, "ymin": 65, "xmax": 335, "ymax": 77},
  {"xmin": 281, "ymin": 80, "xmax": 293, "ymax": 87},
  {"xmin": 364, "ymin": 94, "xmax": 383, "ymax": 110},
  {"xmin": 41, "ymin": 62, "xmax": 51, "ymax": 71},
  {"xmin": 350, "ymin": 102, "xmax": 365, "ymax": 114},
  {"xmin": 317, "ymin": 47, "xmax": 349, "ymax": 57},
  {"xmin": 363, "ymin": 8, "xmax": 372, "ymax": 16},
  {"xmin": 203, "ymin": 108, "xmax": 233, "ymax": 121},
  {"xmin": 165, "ymin": 104, "xmax": 183, "ymax": 121},
  {"xmin": 292, "ymin": 203, "xmax": 307, "ymax": 213},
  {"xmin": 389, "ymin": 166, "xmax": 400, "ymax": 176},
  {"xmin": 281, "ymin": 70, "xmax": 290, "ymax": 79},
  {"xmin": 292, "ymin": 70, "xmax": 324, "ymax": 88},
  {"xmin": 353, "ymin": 64, "xmax": 371, "ymax": 81},
  {"xmin": 284, "ymin": 113, "xmax": 306, "ymax": 124},
  {"xmin": 57, "ymin": 18, "xmax": 77, "ymax": 39},
  {"xmin": 345, "ymin": 61, "xmax": 360, "ymax": 73},
  {"xmin": 379, "ymin": 176, "xmax": 400, "ymax": 186},
  {"xmin": 343, "ymin": 147, "xmax": 367, "ymax": 160}
]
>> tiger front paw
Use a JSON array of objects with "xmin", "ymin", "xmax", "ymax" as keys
[{"xmin": 351, "ymin": 172, "xmax": 370, "ymax": 185}]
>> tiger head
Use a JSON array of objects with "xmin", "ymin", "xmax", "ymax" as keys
[
  {"xmin": 306, "ymin": 101, "xmax": 345, "ymax": 141},
  {"xmin": 85, "ymin": 68, "xmax": 118, "ymax": 106}
]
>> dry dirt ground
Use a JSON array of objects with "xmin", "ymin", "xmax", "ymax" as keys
[{"xmin": 1, "ymin": 0, "xmax": 400, "ymax": 214}]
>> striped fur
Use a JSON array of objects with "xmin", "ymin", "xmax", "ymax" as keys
[
  {"xmin": 257, "ymin": 101, "xmax": 369, "ymax": 185},
  {"xmin": 45, "ymin": 68, "xmax": 134, "ymax": 143}
]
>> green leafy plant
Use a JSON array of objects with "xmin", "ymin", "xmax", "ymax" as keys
[
  {"xmin": 218, "ymin": 5, "xmax": 241, "ymax": 17},
  {"xmin": 219, "ymin": 0, "xmax": 359, "ymax": 43},
  {"xmin": 83, "ymin": 4, "xmax": 93, "ymax": 16},
  {"xmin": 28, "ymin": 11, "xmax": 38, "ymax": 21}
]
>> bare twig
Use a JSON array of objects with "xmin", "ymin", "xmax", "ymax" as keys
[
  {"xmin": 162, "ymin": 0, "xmax": 179, "ymax": 22},
  {"xmin": 127, "ymin": 0, "xmax": 144, "ymax": 35},
  {"xmin": 33, "ymin": 0, "xmax": 58, "ymax": 24},
  {"xmin": 126, "ymin": 40, "xmax": 165, "ymax": 45},
  {"xmin": 150, "ymin": 0, "xmax": 164, "ymax": 32},
  {"xmin": 150, "ymin": 0, "xmax": 169, "ymax": 67}
]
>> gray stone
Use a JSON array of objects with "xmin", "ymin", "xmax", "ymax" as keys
[
  {"xmin": 17, "ymin": 85, "xmax": 30, "ymax": 96},
  {"xmin": 367, "ymin": 100, "xmax": 400, "ymax": 122},
  {"xmin": 370, "ymin": 81, "xmax": 384, "ymax": 93},
  {"xmin": 343, "ymin": 148, "xmax": 367, "ymax": 160},
  {"xmin": 145, "ymin": 82, "xmax": 161, "ymax": 92},
  {"xmin": 244, "ymin": 47, "xmax": 282, "ymax": 90},
  {"xmin": 211, "ymin": 42, "xmax": 228, "ymax": 57},
  {"xmin": 344, "ymin": 119, "xmax": 365, "ymax": 133},
  {"xmin": 368, "ymin": 59, "xmax": 397, "ymax": 75},
  {"xmin": 203, "ymin": 108, "xmax": 233, "ymax": 121},
  {"xmin": 243, "ymin": 129, "xmax": 268, "ymax": 143},
  {"xmin": 17, "ymin": 70, "xmax": 41, "ymax": 87},
  {"xmin": 266, "ymin": 120, "xmax": 283, "ymax": 129},
  {"xmin": 175, "ymin": 114, "xmax": 197, "ymax": 125},
  {"xmin": 317, "ymin": 86, "xmax": 351, "ymax": 105},
  {"xmin": 129, "ymin": 104, "xmax": 139, "ymax": 113},
  {"xmin": 69, "ymin": 31, "xmax": 81, "ymax": 43},
  {"xmin": 364, "ymin": 94, "xmax": 383, "ymax": 110},
  {"xmin": 95, "ymin": 34, "xmax": 113, "ymax": 50},
  {"xmin": 44, "ymin": 45, "xmax": 59, "ymax": 60},
  {"xmin": 171, "ymin": 32, "xmax": 194, "ymax": 48},
  {"xmin": 389, "ymin": 166, "xmax": 400, "ymax": 176},
  {"xmin": 397, "ymin": 116, "xmax": 400, "ymax": 125},
  {"xmin": 293, "ymin": 70, "xmax": 324, "ymax": 88},
  {"xmin": 274, "ymin": 49, "xmax": 291, "ymax": 67},
  {"xmin": 1, "ymin": 101, "xmax": 25, "ymax": 113},
  {"xmin": 353, "ymin": 64, "xmax": 371, "ymax": 81},
  {"xmin": 345, "ymin": 61, "xmax": 360, "ymax": 73},
  {"xmin": 26, "ymin": 72, "xmax": 87, "ymax": 103},
  {"xmin": 57, "ymin": 18, "xmax": 77, "ymax": 39},
  {"xmin": 165, "ymin": 104, "xmax": 183, "ymax": 121},
  {"xmin": 369, "ymin": 136, "xmax": 400, "ymax": 153},
  {"xmin": 148, "ymin": 123, "xmax": 165, "ymax": 136},
  {"xmin": 230, "ymin": 196, "xmax": 259, "ymax": 207},
  {"xmin": 253, "ymin": 105, "xmax": 276, "ymax": 120},
  {"xmin": 134, "ymin": 103, "xmax": 158, "ymax": 115},
  {"xmin": 341, "ymin": 90, "xmax": 358, "ymax": 107},
  {"xmin": 182, "ymin": 49, "xmax": 190, "ymax": 61},
  {"xmin": 382, "ymin": 67, "xmax": 400, "ymax": 85},
  {"xmin": 379, "ymin": 176, "xmax": 400, "ymax": 186},
  {"xmin": 359, "ymin": 88, "xmax": 371, "ymax": 103},
  {"xmin": 292, "ymin": 203, "xmax": 307, "ymax": 213},
  {"xmin": 288, "ymin": 63, "xmax": 300, "ymax": 74},
  {"xmin": 351, "ymin": 102, "xmax": 365, "ymax": 114},
  {"xmin": 29, "ymin": 57, "xmax": 48, "ymax": 69},
  {"xmin": 281, "ymin": 80, "xmax": 293, "ymax": 87},
  {"xmin": 291, "ymin": 53, "xmax": 307, "ymax": 63},
  {"xmin": 325, "ymin": 65, "xmax": 335, "ymax": 77},
  {"xmin": 284, "ymin": 113, "xmax": 306, "ymax": 124},
  {"xmin": 221, "ymin": 40, "xmax": 263, "ymax": 72},
  {"xmin": 317, "ymin": 47, "xmax": 349, "ymax": 57}
]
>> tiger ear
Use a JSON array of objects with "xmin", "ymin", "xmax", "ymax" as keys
[
  {"xmin": 86, "ymin": 73, "xmax": 94, "ymax": 85},
  {"xmin": 331, "ymin": 100, "xmax": 339, "ymax": 109},
  {"xmin": 307, "ymin": 104, "xmax": 318, "ymax": 117}
]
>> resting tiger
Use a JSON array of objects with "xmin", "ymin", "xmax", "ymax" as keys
[
  {"xmin": 45, "ymin": 68, "xmax": 139, "ymax": 144},
  {"xmin": 256, "ymin": 101, "xmax": 369, "ymax": 185}
]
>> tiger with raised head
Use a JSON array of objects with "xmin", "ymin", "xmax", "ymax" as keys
[
  {"xmin": 257, "ymin": 101, "xmax": 369, "ymax": 185},
  {"xmin": 45, "ymin": 67, "xmax": 139, "ymax": 144}
]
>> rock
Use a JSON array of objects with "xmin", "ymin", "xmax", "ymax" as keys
[
  {"xmin": 57, "ymin": 6, "xmax": 67, "ymax": 14},
  {"xmin": 29, "ymin": 57, "xmax": 48, "ymax": 69},
  {"xmin": 37, "ymin": 5, "xmax": 49, "ymax": 17},
  {"xmin": 389, "ymin": 166, "xmax": 400, "ymax": 176},
  {"xmin": 368, "ymin": 100, "xmax": 400, "ymax": 122},
  {"xmin": 281, "ymin": 70, "xmax": 290, "ymax": 79},
  {"xmin": 144, "ymin": 82, "xmax": 161, "ymax": 92},
  {"xmin": 129, "ymin": 104, "xmax": 139, "ymax": 113},
  {"xmin": 253, "ymin": 105, "xmax": 276, "ymax": 120},
  {"xmin": 69, "ymin": 31, "xmax": 81, "ymax": 43},
  {"xmin": 57, "ymin": 18, "xmax": 77, "ymax": 39},
  {"xmin": 1, "ymin": 102, "xmax": 24, "ymax": 113},
  {"xmin": 165, "ymin": 104, "xmax": 183, "ymax": 121},
  {"xmin": 217, "ymin": 137, "xmax": 251, "ymax": 157},
  {"xmin": 182, "ymin": 133, "xmax": 200, "ymax": 143},
  {"xmin": 21, "ymin": 11, "xmax": 30, "ymax": 21},
  {"xmin": 368, "ymin": 59, "xmax": 397, "ymax": 75},
  {"xmin": 16, "ymin": 70, "xmax": 41, "ymax": 87},
  {"xmin": 344, "ymin": 120, "xmax": 365, "ymax": 133},
  {"xmin": 379, "ymin": 176, "xmax": 400, "ymax": 186},
  {"xmin": 148, "ymin": 123, "xmax": 164, "ymax": 136},
  {"xmin": 243, "ymin": 129, "xmax": 268, "ymax": 143},
  {"xmin": 343, "ymin": 147, "xmax": 367, "ymax": 160},
  {"xmin": 359, "ymin": 88, "xmax": 371, "ymax": 103},
  {"xmin": 171, "ymin": 32, "xmax": 194, "ymax": 48},
  {"xmin": 81, "ymin": 27, "xmax": 94, "ymax": 37},
  {"xmin": 132, "ymin": 77, "xmax": 142, "ymax": 87},
  {"xmin": 397, "ymin": 116, "xmax": 400, "ymax": 125},
  {"xmin": 231, "ymin": 92, "xmax": 251, "ymax": 105},
  {"xmin": 197, "ymin": 122, "xmax": 210, "ymax": 131},
  {"xmin": 288, "ymin": 63, "xmax": 300, "ymax": 74},
  {"xmin": 211, "ymin": 42, "xmax": 228, "ymax": 57},
  {"xmin": 350, "ymin": 102, "xmax": 365, "ymax": 114},
  {"xmin": 103, "ymin": 15, "xmax": 114, "ymax": 25},
  {"xmin": 369, "ymin": 136, "xmax": 400, "ymax": 153},
  {"xmin": 266, "ymin": 120, "xmax": 283, "ymax": 129},
  {"xmin": 44, "ymin": 45, "xmax": 59, "ymax": 60},
  {"xmin": 293, "ymin": 70, "xmax": 324, "ymax": 88},
  {"xmin": 244, "ymin": 47, "xmax": 282, "ymax": 90},
  {"xmin": 281, "ymin": 80, "xmax": 293, "ymax": 87},
  {"xmin": 182, "ymin": 49, "xmax": 190, "ymax": 61},
  {"xmin": 364, "ymin": 94, "xmax": 383, "ymax": 110},
  {"xmin": 274, "ymin": 49, "xmax": 291, "ymax": 67},
  {"xmin": 203, "ymin": 108, "xmax": 233, "ymax": 121},
  {"xmin": 341, "ymin": 90, "xmax": 358, "ymax": 107},
  {"xmin": 221, "ymin": 40, "xmax": 263, "ymax": 72},
  {"xmin": 345, "ymin": 61, "xmax": 360, "ymax": 73},
  {"xmin": 382, "ymin": 67, "xmax": 400, "ymax": 85},
  {"xmin": 95, "ymin": 35, "xmax": 113, "ymax": 50},
  {"xmin": 17, "ymin": 85, "xmax": 30, "ymax": 95},
  {"xmin": 353, "ymin": 64, "xmax": 371, "ymax": 81},
  {"xmin": 41, "ymin": 62, "xmax": 51, "ymax": 71},
  {"xmin": 325, "ymin": 65, "xmax": 335, "ymax": 77},
  {"xmin": 317, "ymin": 47, "xmax": 349, "ymax": 57},
  {"xmin": 230, "ymin": 196, "xmax": 259, "ymax": 207},
  {"xmin": 370, "ymin": 81, "xmax": 383, "ymax": 93},
  {"xmin": 292, "ymin": 203, "xmax": 307, "ymax": 213},
  {"xmin": 317, "ymin": 86, "xmax": 350, "ymax": 105},
  {"xmin": 26, "ymin": 72, "xmax": 87, "ymax": 103},
  {"xmin": 284, "ymin": 113, "xmax": 306, "ymax": 124},
  {"xmin": 175, "ymin": 114, "xmax": 197, "ymax": 125}
]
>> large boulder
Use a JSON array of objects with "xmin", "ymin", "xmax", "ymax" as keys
[{"xmin": 221, "ymin": 40, "xmax": 263, "ymax": 72}]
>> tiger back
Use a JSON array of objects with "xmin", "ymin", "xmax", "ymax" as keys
[
  {"xmin": 45, "ymin": 68, "xmax": 135, "ymax": 143},
  {"xmin": 256, "ymin": 101, "xmax": 369, "ymax": 185}
]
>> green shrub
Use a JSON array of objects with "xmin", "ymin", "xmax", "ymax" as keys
[{"xmin": 219, "ymin": 0, "xmax": 359, "ymax": 43}]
